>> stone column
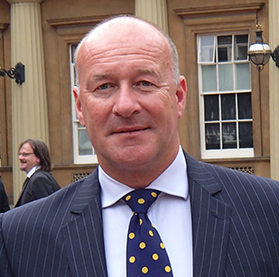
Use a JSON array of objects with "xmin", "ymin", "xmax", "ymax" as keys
[
  {"xmin": 6, "ymin": 0, "xmax": 49, "ymax": 203},
  {"xmin": 269, "ymin": 0, "xmax": 279, "ymax": 180},
  {"xmin": 135, "ymin": 0, "xmax": 168, "ymax": 33}
]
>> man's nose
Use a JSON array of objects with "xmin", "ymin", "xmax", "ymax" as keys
[{"xmin": 112, "ymin": 85, "xmax": 141, "ymax": 117}]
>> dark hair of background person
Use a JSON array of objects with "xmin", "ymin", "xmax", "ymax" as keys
[{"xmin": 18, "ymin": 139, "xmax": 52, "ymax": 172}]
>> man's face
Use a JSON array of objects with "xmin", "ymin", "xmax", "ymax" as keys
[
  {"xmin": 74, "ymin": 20, "xmax": 186, "ymax": 184},
  {"xmin": 18, "ymin": 143, "xmax": 40, "ymax": 174}
]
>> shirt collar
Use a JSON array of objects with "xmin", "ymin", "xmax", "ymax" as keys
[
  {"xmin": 26, "ymin": 165, "xmax": 41, "ymax": 178},
  {"xmin": 99, "ymin": 146, "xmax": 188, "ymax": 209}
]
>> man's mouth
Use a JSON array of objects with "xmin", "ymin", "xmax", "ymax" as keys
[{"xmin": 113, "ymin": 126, "xmax": 148, "ymax": 134}]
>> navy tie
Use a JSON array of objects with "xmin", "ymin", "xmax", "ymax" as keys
[{"xmin": 123, "ymin": 189, "xmax": 173, "ymax": 276}]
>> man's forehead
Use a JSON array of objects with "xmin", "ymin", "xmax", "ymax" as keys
[
  {"xmin": 20, "ymin": 143, "xmax": 31, "ymax": 150},
  {"xmin": 75, "ymin": 17, "xmax": 173, "ymax": 80},
  {"xmin": 80, "ymin": 24, "xmax": 167, "ymax": 60}
]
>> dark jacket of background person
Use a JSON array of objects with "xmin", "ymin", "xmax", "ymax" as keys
[
  {"xmin": 15, "ymin": 139, "xmax": 60, "ymax": 207},
  {"xmin": 0, "ymin": 180, "xmax": 10, "ymax": 213},
  {"xmin": 14, "ymin": 170, "xmax": 60, "ymax": 207}
]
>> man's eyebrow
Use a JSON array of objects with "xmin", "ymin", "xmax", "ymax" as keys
[
  {"xmin": 137, "ymin": 68, "xmax": 157, "ymax": 76},
  {"xmin": 92, "ymin": 73, "xmax": 111, "ymax": 80},
  {"xmin": 89, "ymin": 69, "xmax": 159, "ymax": 82},
  {"xmin": 137, "ymin": 68, "xmax": 164, "ymax": 83}
]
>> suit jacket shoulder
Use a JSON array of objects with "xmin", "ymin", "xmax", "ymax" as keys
[
  {"xmin": 0, "ymin": 181, "xmax": 10, "ymax": 213},
  {"xmin": 185, "ymin": 152, "xmax": 279, "ymax": 277},
  {"xmin": 0, "ymin": 169, "xmax": 107, "ymax": 277}
]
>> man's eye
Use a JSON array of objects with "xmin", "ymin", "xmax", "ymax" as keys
[
  {"xmin": 98, "ymin": 83, "xmax": 110, "ymax": 90},
  {"xmin": 139, "ymin": 81, "xmax": 151, "ymax": 87}
]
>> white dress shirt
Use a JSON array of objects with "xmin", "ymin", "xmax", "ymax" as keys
[
  {"xmin": 99, "ymin": 146, "xmax": 193, "ymax": 277},
  {"xmin": 26, "ymin": 165, "xmax": 41, "ymax": 178}
]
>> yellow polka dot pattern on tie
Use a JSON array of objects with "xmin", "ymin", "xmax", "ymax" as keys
[
  {"xmin": 139, "ymin": 242, "xmax": 146, "ymax": 249},
  {"xmin": 142, "ymin": 266, "xmax": 148, "ymax": 274},
  {"xmin": 151, "ymin": 192, "xmax": 158, "ymax": 198},
  {"xmin": 152, "ymin": 253, "xmax": 159, "ymax": 260},
  {"xmin": 165, "ymin": 266, "xmax": 171, "ymax": 273},
  {"xmin": 129, "ymin": 256, "xmax": 136, "ymax": 263},
  {"xmin": 123, "ymin": 189, "xmax": 173, "ymax": 276},
  {"xmin": 138, "ymin": 198, "xmax": 145, "ymax": 204}
]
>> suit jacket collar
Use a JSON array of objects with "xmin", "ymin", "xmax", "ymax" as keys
[
  {"xmin": 14, "ymin": 177, "xmax": 30, "ymax": 207},
  {"xmin": 69, "ymin": 170, "xmax": 101, "ymax": 214},
  {"xmin": 185, "ymin": 152, "xmax": 231, "ymax": 277},
  {"xmin": 62, "ymin": 170, "xmax": 108, "ymax": 277}
]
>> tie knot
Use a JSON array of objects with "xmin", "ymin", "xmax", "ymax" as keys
[{"xmin": 123, "ymin": 189, "xmax": 160, "ymax": 214}]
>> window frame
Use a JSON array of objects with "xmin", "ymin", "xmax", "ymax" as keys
[
  {"xmin": 69, "ymin": 44, "xmax": 98, "ymax": 164},
  {"xmin": 197, "ymin": 33, "xmax": 254, "ymax": 159}
]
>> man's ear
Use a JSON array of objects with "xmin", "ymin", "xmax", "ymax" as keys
[
  {"xmin": 176, "ymin": 76, "xmax": 187, "ymax": 118},
  {"xmin": 73, "ymin": 86, "xmax": 85, "ymax": 127}
]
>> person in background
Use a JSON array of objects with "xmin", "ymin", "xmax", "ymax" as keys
[
  {"xmin": 0, "ymin": 180, "xmax": 10, "ymax": 213},
  {"xmin": 15, "ymin": 139, "xmax": 60, "ymax": 207},
  {"xmin": 0, "ymin": 16, "xmax": 279, "ymax": 277}
]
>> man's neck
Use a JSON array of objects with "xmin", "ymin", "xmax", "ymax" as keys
[{"xmin": 99, "ymin": 147, "xmax": 181, "ymax": 189}]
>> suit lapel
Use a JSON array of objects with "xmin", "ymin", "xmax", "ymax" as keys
[
  {"xmin": 185, "ymin": 153, "xmax": 231, "ymax": 277},
  {"xmin": 15, "ymin": 177, "xmax": 30, "ymax": 207},
  {"xmin": 61, "ymin": 170, "xmax": 108, "ymax": 277}
]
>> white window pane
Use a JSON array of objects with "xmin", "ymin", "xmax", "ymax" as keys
[
  {"xmin": 200, "ymin": 36, "xmax": 215, "ymax": 62},
  {"xmin": 204, "ymin": 95, "xmax": 219, "ymax": 121},
  {"xmin": 238, "ymin": 93, "xmax": 252, "ymax": 119},
  {"xmin": 239, "ymin": 122, "xmax": 253, "ymax": 148},
  {"xmin": 221, "ymin": 94, "xmax": 236, "ymax": 120},
  {"xmin": 71, "ymin": 45, "xmax": 77, "ymax": 62},
  {"xmin": 205, "ymin": 123, "xmax": 220, "ymax": 150},
  {"xmin": 73, "ymin": 64, "xmax": 77, "ymax": 86},
  {"xmin": 70, "ymin": 43, "xmax": 97, "ymax": 163},
  {"xmin": 78, "ymin": 128, "xmax": 93, "ymax": 156},
  {"xmin": 219, "ymin": 64, "xmax": 233, "ymax": 91},
  {"xmin": 222, "ymin": 123, "xmax": 237, "ymax": 149},
  {"xmin": 234, "ymin": 35, "xmax": 248, "ymax": 61},
  {"xmin": 236, "ymin": 63, "xmax": 250, "ymax": 90},
  {"xmin": 217, "ymin": 36, "xmax": 232, "ymax": 62},
  {"xmin": 202, "ymin": 65, "xmax": 217, "ymax": 92}
]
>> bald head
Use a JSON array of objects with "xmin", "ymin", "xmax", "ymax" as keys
[{"xmin": 74, "ymin": 15, "xmax": 180, "ymax": 88}]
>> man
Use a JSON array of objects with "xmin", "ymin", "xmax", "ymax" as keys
[
  {"xmin": 15, "ymin": 139, "xmax": 60, "ymax": 207},
  {"xmin": 0, "ymin": 180, "xmax": 10, "ymax": 213},
  {"xmin": 0, "ymin": 16, "xmax": 279, "ymax": 277}
]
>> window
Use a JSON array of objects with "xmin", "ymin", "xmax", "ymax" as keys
[
  {"xmin": 198, "ymin": 34, "xmax": 254, "ymax": 159},
  {"xmin": 69, "ymin": 44, "xmax": 98, "ymax": 164}
]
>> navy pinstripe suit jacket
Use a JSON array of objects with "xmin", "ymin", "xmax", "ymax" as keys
[{"xmin": 1, "ymin": 152, "xmax": 279, "ymax": 276}]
